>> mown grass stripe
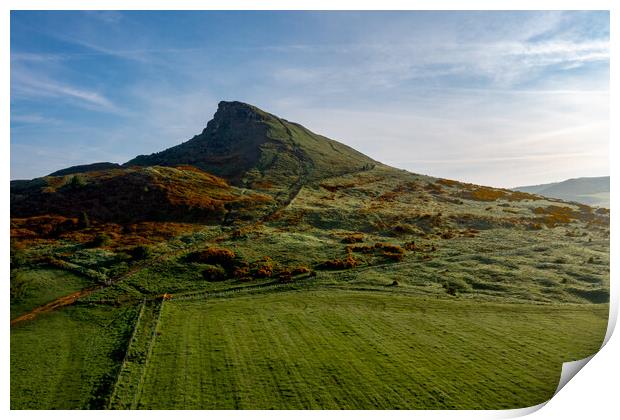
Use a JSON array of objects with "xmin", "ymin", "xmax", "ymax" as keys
[{"xmin": 107, "ymin": 298, "xmax": 146, "ymax": 409}]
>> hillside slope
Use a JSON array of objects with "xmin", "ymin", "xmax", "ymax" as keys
[
  {"xmin": 125, "ymin": 101, "xmax": 377, "ymax": 197},
  {"xmin": 11, "ymin": 165, "xmax": 275, "ymax": 225},
  {"xmin": 10, "ymin": 101, "xmax": 610, "ymax": 305},
  {"xmin": 513, "ymin": 176, "xmax": 609, "ymax": 208},
  {"xmin": 10, "ymin": 101, "xmax": 611, "ymax": 411}
]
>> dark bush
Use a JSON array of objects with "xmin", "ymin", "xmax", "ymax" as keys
[
  {"xmin": 342, "ymin": 233, "xmax": 364, "ymax": 244},
  {"xmin": 129, "ymin": 245, "xmax": 152, "ymax": 260},
  {"xmin": 374, "ymin": 243, "xmax": 405, "ymax": 254},
  {"xmin": 187, "ymin": 247, "xmax": 236, "ymax": 268},
  {"xmin": 319, "ymin": 254, "xmax": 359, "ymax": 270},
  {"xmin": 382, "ymin": 251, "xmax": 404, "ymax": 262},
  {"xmin": 90, "ymin": 233, "xmax": 112, "ymax": 247},
  {"xmin": 404, "ymin": 241, "xmax": 417, "ymax": 251},
  {"xmin": 251, "ymin": 257, "xmax": 274, "ymax": 278},
  {"xmin": 10, "ymin": 274, "xmax": 30, "ymax": 300},
  {"xmin": 10, "ymin": 249, "xmax": 28, "ymax": 269},
  {"xmin": 78, "ymin": 211, "xmax": 91, "ymax": 229},
  {"xmin": 393, "ymin": 224, "xmax": 418, "ymax": 235},
  {"xmin": 202, "ymin": 265, "xmax": 227, "ymax": 281},
  {"xmin": 232, "ymin": 266, "xmax": 250, "ymax": 278},
  {"xmin": 291, "ymin": 266, "xmax": 312, "ymax": 275},
  {"xmin": 68, "ymin": 174, "xmax": 86, "ymax": 189}
]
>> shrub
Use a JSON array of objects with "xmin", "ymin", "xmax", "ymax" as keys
[
  {"xmin": 464, "ymin": 187, "xmax": 513, "ymax": 201},
  {"xmin": 440, "ymin": 231, "xmax": 455, "ymax": 240},
  {"xmin": 251, "ymin": 257, "xmax": 274, "ymax": 278},
  {"xmin": 374, "ymin": 243, "xmax": 404, "ymax": 254},
  {"xmin": 10, "ymin": 273, "xmax": 30, "ymax": 300},
  {"xmin": 342, "ymin": 233, "xmax": 364, "ymax": 244},
  {"xmin": 187, "ymin": 247, "xmax": 236, "ymax": 267},
  {"xmin": 278, "ymin": 271, "xmax": 293, "ymax": 283},
  {"xmin": 532, "ymin": 205, "xmax": 577, "ymax": 227},
  {"xmin": 291, "ymin": 266, "xmax": 312, "ymax": 275},
  {"xmin": 129, "ymin": 245, "xmax": 152, "ymax": 260},
  {"xmin": 68, "ymin": 175, "xmax": 86, "ymax": 189},
  {"xmin": 90, "ymin": 233, "xmax": 112, "ymax": 248},
  {"xmin": 319, "ymin": 182, "xmax": 356, "ymax": 193},
  {"xmin": 319, "ymin": 254, "xmax": 359, "ymax": 270},
  {"xmin": 78, "ymin": 211, "xmax": 91, "ymax": 229},
  {"xmin": 232, "ymin": 266, "xmax": 250, "ymax": 278},
  {"xmin": 10, "ymin": 249, "xmax": 28, "ymax": 269},
  {"xmin": 436, "ymin": 179, "xmax": 460, "ymax": 187},
  {"xmin": 347, "ymin": 244, "xmax": 375, "ymax": 253},
  {"xmin": 404, "ymin": 241, "xmax": 417, "ymax": 251},
  {"xmin": 393, "ymin": 224, "xmax": 419, "ymax": 235},
  {"xmin": 202, "ymin": 265, "xmax": 227, "ymax": 281},
  {"xmin": 382, "ymin": 251, "xmax": 404, "ymax": 262}
]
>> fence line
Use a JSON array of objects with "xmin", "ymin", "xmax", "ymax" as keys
[
  {"xmin": 106, "ymin": 298, "xmax": 147, "ymax": 409},
  {"xmin": 130, "ymin": 297, "xmax": 164, "ymax": 409}
]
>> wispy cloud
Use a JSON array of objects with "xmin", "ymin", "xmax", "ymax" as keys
[
  {"xmin": 10, "ymin": 11, "xmax": 609, "ymax": 184},
  {"xmin": 268, "ymin": 38, "xmax": 609, "ymax": 91},
  {"xmin": 11, "ymin": 114, "xmax": 62, "ymax": 125},
  {"xmin": 12, "ymin": 71, "xmax": 120, "ymax": 113}
]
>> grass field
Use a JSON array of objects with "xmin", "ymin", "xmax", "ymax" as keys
[
  {"xmin": 135, "ymin": 290, "xmax": 608, "ymax": 409},
  {"xmin": 10, "ymin": 304, "xmax": 138, "ymax": 409},
  {"xmin": 10, "ymin": 268, "xmax": 93, "ymax": 319}
]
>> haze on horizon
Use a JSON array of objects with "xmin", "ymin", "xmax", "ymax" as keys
[{"xmin": 10, "ymin": 11, "xmax": 609, "ymax": 188}]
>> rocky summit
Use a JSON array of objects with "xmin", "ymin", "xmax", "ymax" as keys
[{"xmin": 125, "ymin": 101, "xmax": 377, "ymax": 190}]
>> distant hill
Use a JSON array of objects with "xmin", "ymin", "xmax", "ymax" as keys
[{"xmin": 513, "ymin": 176, "xmax": 609, "ymax": 208}]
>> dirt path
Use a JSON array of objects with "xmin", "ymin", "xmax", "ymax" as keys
[
  {"xmin": 10, "ymin": 288, "xmax": 96, "ymax": 326},
  {"xmin": 10, "ymin": 245, "xmax": 187, "ymax": 327}
]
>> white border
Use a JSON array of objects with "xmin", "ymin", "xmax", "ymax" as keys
[{"xmin": 3, "ymin": 2, "xmax": 617, "ymax": 419}]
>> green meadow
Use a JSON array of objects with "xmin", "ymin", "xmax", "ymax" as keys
[{"xmin": 132, "ymin": 290, "xmax": 607, "ymax": 409}]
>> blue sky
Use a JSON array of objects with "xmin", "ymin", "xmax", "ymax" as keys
[{"xmin": 10, "ymin": 11, "xmax": 609, "ymax": 187}]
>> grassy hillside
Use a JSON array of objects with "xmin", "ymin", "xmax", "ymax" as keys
[
  {"xmin": 10, "ymin": 102, "xmax": 610, "ymax": 410},
  {"xmin": 514, "ymin": 176, "xmax": 609, "ymax": 208},
  {"xmin": 10, "ymin": 165, "xmax": 275, "ymax": 224},
  {"xmin": 10, "ymin": 268, "xmax": 94, "ymax": 319}
]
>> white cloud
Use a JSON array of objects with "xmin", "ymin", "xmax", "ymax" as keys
[
  {"xmin": 11, "ymin": 71, "xmax": 120, "ymax": 113},
  {"xmin": 11, "ymin": 114, "xmax": 61, "ymax": 125},
  {"xmin": 266, "ymin": 87, "xmax": 608, "ymax": 188}
]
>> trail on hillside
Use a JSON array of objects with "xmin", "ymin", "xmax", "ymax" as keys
[
  {"xmin": 10, "ymin": 241, "xmax": 197, "ymax": 327},
  {"xmin": 10, "ymin": 288, "xmax": 96, "ymax": 326}
]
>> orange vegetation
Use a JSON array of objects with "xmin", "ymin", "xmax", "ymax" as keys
[
  {"xmin": 341, "ymin": 233, "xmax": 364, "ymax": 244},
  {"xmin": 251, "ymin": 257, "xmax": 275, "ymax": 278},
  {"xmin": 319, "ymin": 254, "xmax": 359, "ymax": 270},
  {"xmin": 10, "ymin": 217, "xmax": 205, "ymax": 249},
  {"xmin": 319, "ymin": 182, "xmax": 356, "ymax": 193},
  {"xmin": 435, "ymin": 178, "xmax": 461, "ymax": 187},
  {"xmin": 460, "ymin": 186, "xmax": 538, "ymax": 202},
  {"xmin": 532, "ymin": 205, "xmax": 578, "ymax": 227},
  {"xmin": 187, "ymin": 247, "xmax": 236, "ymax": 266}
]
